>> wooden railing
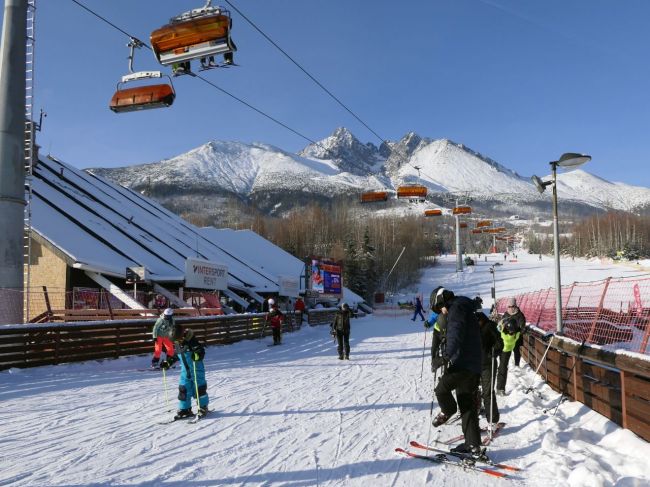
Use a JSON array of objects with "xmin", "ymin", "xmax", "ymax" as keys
[
  {"xmin": 0, "ymin": 311, "xmax": 310, "ymax": 370},
  {"xmin": 522, "ymin": 328, "xmax": 650, "ymax": 442}
]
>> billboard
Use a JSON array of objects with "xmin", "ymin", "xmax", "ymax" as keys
[
  {"xmin": 184, "ymin": 258, "xmax": 228, "ymax": 290},
  {"xmin": 310, "ymin": 258, "xmax": 342, "ymax": 296},
  {"xmin": 278, "ymin": 275, "xmax": 300, "ymax": 298}
]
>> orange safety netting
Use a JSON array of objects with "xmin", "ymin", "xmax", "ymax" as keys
[{"xmin": 495, "ymin": 276, "xmax": 650, "ymax": 355}]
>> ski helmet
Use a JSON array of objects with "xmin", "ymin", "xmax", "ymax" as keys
[
  {"xmin": 163, "ymin": 308, "xmax": 174, "ymax": 316},
  {"xmin": 268, "ymin": 298, "xmax": 275, "ymax": 306},
  {"xmin": 430, "ymin": 286, "xmax": 454, "ymax": 312}
]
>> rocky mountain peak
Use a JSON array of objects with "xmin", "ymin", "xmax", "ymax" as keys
[{"xmin": 298, "ymin": 127, "xmax": 383, "ymax": 176}]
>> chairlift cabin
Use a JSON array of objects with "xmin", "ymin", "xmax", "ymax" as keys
[
  {"xmin": 459, "ymin": 222, "xmax": 468, "ymax": 229},
  {"xmin": 476, "ymin": 220, "xmax": 492, "ymax": 228},
  {"xmin": 471, "ymin": 229, "xmax": 482, "ymax": 234},
  {"xmin": 110, "ymin": 39, "xmax": 176, "ymax": 113},
  {"xmin": 452, "ymin": 205, "xmax": 472, "ymax": 215},
  {"xmin": 360, "ymin": 191, "xmax": 389, "ymax": 203},
  {"xmin": 151, "ymin": 3, "xmax": 236, "ymax": 66},
  {"xmin": 396, "ymin": 185, "xmax": 427, "ymax": 201},
  {"xmin": 110, "ymin": 71, "xmax": 176, "ymax": 113},
  {"xmin": 424, "ymin": 209, "xmax": 443, "ymax": 217}
]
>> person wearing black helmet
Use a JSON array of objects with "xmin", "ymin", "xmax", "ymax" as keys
[
  {"xmin": 331, "ymin": 302, "xmax": 352, "ymax": 360},
  {"xmin": 429, "ymin": 286, "xmax": 485, "ymax": 459}
]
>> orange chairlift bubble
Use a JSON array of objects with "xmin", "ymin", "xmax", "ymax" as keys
[
  {"xmin": 360, "ymin": 191, "xmax": 389, "ymax": 203},
  {"xmin": 471, "ymin": 229, "xmax": 482, "ymax": 234},
  {"xmin": 452, "ymin": 205, "xmax": 472, "ymax": 215},
  {"xmin": 459, "ymin": 222, "xmax": 468, "ymax": 229},
  {"xmin": 424, "ymin": 208, "xmax": 443, "ymax": 217},
  {"xmin": 396, "ymin": 184, "xmax": 427, "ymax": 201},
  {"xmin": 475, "ymin": 220, "xmax": 492, "ymax": 228},
  {"xmin": 151, "ymin": 1, "xmax": 236, "ymax": 68},
  {"xmin": 110, "ymin": 39, "xmax": 176, "ymax": 113}
]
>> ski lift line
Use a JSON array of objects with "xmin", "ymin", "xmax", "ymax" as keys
[
  {"xmin": 69, "ymin": 0, "xmax": 147, "ymax": 47},
  {"xmin": 222, "ymin": 0, "xmax": 386, "ymax": 146},
  {"xmin": 194, "ymin": 74, "xmax": 323, "ymax": 148}
]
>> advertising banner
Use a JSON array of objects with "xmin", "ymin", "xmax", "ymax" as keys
[
  {"xmin": 278, "ymin": 275, "xmax": 300, "ymax": 297},
  {"xmin": 185, "ymin": 258, "xmax": 228, "ymax": 290},
  {"xmin": 310, "ymin": 258, "xmax": 342, "ymax": 296}
]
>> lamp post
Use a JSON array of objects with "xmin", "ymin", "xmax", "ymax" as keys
[{"xmin": 532, "ymin": 153, "xmax": 591, "ymax": 334}]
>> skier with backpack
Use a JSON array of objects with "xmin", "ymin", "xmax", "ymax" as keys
[
  {"xmin": 429, "ymin": 286, "xmax": 485, "ymax": 460},
  {"xmin": 330, "ymin": 302, "xmax": 352, "ymax": 360},
  {"xmin": 161, "ymin": 325, "xmax": 209, "ymax": 420}
]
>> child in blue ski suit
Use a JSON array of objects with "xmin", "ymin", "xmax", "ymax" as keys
[{"xmin": 161, "ymin": 325, "xmax": 209, "ymax": 420}]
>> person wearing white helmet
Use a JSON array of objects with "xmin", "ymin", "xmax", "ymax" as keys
[
  {"xmin": 265, "ymin": 299, "xmax": 284, "ymax": 345},
  {"xmin": 151, "ymin": 308, "xmax": 176, "ymax": 368},
  {"xmin": 331, "ymin": 302, "xmax": 352, "ymax": 360}
]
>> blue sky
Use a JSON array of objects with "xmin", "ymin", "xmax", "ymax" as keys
[{"xmin": 14, "ymin": 0, "xmax": 650, "ymax": 186}]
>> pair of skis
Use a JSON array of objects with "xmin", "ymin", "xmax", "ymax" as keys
[
  {"xmin": 156, "ymin": 409, "xmax": 210, "ymax": 425},
  {"xmin": 395, "ymin": 440, "xmax": 521, "ymax": 479},
  {"xmin": 440, "ymin": 422, "xmax": 506, "ymax": 446}
]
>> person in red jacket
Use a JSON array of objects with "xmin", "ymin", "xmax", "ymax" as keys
[
  {"xmin": 266, "ymin": 301, "xmax": 284, "ymax": 345},
  {"xmin": 294, "ymin": 297, "xmax": 306, "ymax": 323}
]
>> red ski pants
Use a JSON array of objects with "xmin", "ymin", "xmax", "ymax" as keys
[{"xmin": 153, "ymin": 336, "xmax": 175, "ymax": 359}]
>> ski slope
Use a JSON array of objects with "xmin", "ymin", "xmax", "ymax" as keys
[{"xmin": 1, "ymin": 253, "xmax": 649, "ymax": 486}]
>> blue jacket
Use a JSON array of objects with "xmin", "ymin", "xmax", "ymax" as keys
[{"xmin": 443, "ymin": 296, "xmax": 482, "ymax": 375}]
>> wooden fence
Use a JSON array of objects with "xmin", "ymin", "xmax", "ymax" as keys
[
  {"xmin": 522, "ymin": 328, "xmax": 650, "ymax": 442},
  {"xmin": 0, "ymin": 309, "xmax": 338, "ymax": 371}
]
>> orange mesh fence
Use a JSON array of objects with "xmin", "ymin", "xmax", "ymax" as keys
[{"xmin": 496, "ymin": 275, "xmax": 650, "ymax": 355}]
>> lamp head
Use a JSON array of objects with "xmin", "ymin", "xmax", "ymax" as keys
[
  {"xmin": 556, "ymin": 153, "xmax": 591, "ymax": 169},
  {"xmin": 531, "ymin": 174, "xmax": 550, "ymax": 194}
]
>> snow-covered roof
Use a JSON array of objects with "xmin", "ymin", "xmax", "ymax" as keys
[{"xmin": 32, "ymin": 156, "xmax": 279, "ymax": 292}]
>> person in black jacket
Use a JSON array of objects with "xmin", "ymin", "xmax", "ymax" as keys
[
  {"xmin": 476, "ymin": 312, "xmax": 503, "ymax": 425},
  {"xmin": 430, "ymin": 286, "xmax": 485, "ymax": 459},
  {"xmin": 331, "ymin": 302, "xmax": 352, "ymax": 360}
]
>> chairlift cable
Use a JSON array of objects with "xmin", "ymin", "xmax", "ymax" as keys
[{"xmin": 223, "ymin": 0, "xmax": 387, "ymax": 146}]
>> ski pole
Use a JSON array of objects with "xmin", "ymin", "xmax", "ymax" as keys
[
  {"xmin": 420, "ymin": 326, "xmax": 428, "ymax": 381},
  {"xmin": 162, "ymin": 366, "xmax": 170, "ymax": 408},
  {"xmin": 488, "ymin": 347, "xmax": 495, "ymax": 440},
  {"xmin": 192, "ymin": 359, "xmax": 201, "ymax": 411},
  {"xmin": 425, "ymin": 367, "xmax": 438, "ymax": 454},
  {"xmin": 524, "ymin": 334, "xmax": 555, "ymax": 394}
]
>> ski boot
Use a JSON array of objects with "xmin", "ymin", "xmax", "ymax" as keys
[
  {"xmin": 432, "ymin": 412, "xmax": 451, "ymax": 427},
  {"xmin": 450, "ymin": 443, "xmax": 489, "ymax": 463},
  {"xmin": 174, "ymin": 408, "xmax": 194, "ymax": 420},
  {"xmin": 197, "ymin": 406, "xmax": 209, "ymax": 419}
]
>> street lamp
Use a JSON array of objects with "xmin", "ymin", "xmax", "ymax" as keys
[{"xmin": 532, "ymin": 153, "xmax": 591, "ymax": 334}]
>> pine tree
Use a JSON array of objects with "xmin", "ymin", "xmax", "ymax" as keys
[{"xmin": 359, "ymin": 228, "xmax": 378, "ymax": 302}]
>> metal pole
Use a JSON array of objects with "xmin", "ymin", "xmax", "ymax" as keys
[
  {"xmin": 455, "ymin": 214, "xmax": 462, "ymax": 272},
  {"xmin": 551, "ymin": 162, "xmax": 563, "ymax": 334},
  {"xmin": 0, "ymin": 0, "xmax": 28, "ymax": 324}
]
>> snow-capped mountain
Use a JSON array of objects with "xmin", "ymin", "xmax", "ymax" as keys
[{"xmin": 88, "ymin": 128, "xmax": 650, "ymax": 217}]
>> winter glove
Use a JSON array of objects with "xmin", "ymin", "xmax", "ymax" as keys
[
  {"xmin": 191, "ymin": 352, "xmax": 202, "ymax": 362},
  {"xmin": 431, "ymin": 356, "xmax": 446, "ymax": 372},
  {"xmin": 160, "ymin": 360, "xmax": 171, "ymax": 370}
]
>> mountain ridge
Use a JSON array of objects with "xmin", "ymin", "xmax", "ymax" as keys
[{"xmin": 87, "ymin": 128, "xmax": 650, "ymax": 218}]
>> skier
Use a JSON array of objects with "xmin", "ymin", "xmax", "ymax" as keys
[
  {"xmin": 429, "ymin": 286, "xmax": 485, "ymax": 459},
  {"xmin": 500, "ymin": 298, "xmax": 527, "ymax": 366},
  {"xmin": 266, "ymin": 300, "xmax": 284, "ymax": 345},
  {"xmin": 476, "ymin": 312, "xmax": 503, "ymax": 425},
  {"xmin": 411, "ymin": 295, "xmax": 425, "ymax": 322},
  {"xmin": 161, "ymin": 325, "xmax": 209, "ymax": 420},
  {"xmin": 496, "ymin": 317, "xmax": 522, "ymax": 396},
  {"xmin": 294, "ymin": 297, "xmax": 306, "ymax": 323},
  {"xmin": 330, "ymin": 302, "xmax": 352, "ymax": 360},
  {"xmin": 151, "ymin": 308, "xmax": 176, "ymax": 368}
]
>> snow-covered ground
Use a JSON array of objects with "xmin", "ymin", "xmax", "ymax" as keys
[{"xmin": 2, "ymin": 252, "xmax": 649, "ymax": 486}]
